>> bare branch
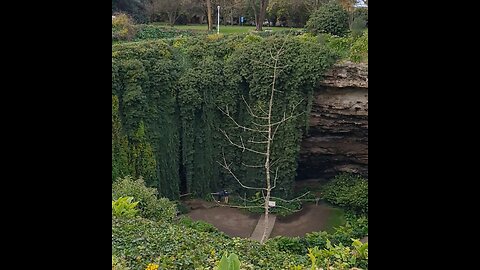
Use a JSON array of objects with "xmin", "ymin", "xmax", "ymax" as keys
[
  {"xmin": 247, "ymin": 139, "xmax": 269, "ymax": 144},
  {"xmin": 220, "ymin": 129, "xmax": 267, "ymax": 155},
  {"xmin": 217, "ymin": 156, "xmax": 265, "ymax": 191},
  {"xmin": 271, "ymin": 191, "xmax": 311, "ymax": 203},
  {"xmin": 271, "ymin": 167, "xmax": 279, "ymax": 190},
  {"xmin": 242, "ymin": 95, "xmax": 269, "ymax": 120},
  {"xmin": 218, "ymin": 107, "xmax": 269, "ymax": 133},
  {"xmin": 242, "ymin": 162, "xmax": 264, "ymax": 168}
]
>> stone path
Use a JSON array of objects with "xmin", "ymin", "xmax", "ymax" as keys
[{"xmin": 249, "ymin": 214, "xmax": 276, "ymax": 242}]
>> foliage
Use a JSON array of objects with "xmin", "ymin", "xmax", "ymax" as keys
[
  {"xmin": 112, "ymin": 40, "xmax": 181, "ymax": 199},
  {"xmin": 129, "ymin": 121, "xmax": 157, "ymax": 187},
  {"xmin": 113, "ymin": 13, "xmax": 137, "ymax": 41},
  {"xmin": 112, "ymin": 176, "xmax": 177, "ymax": 222},
  {"xmin": 176, "ymin": 201, "xmax": 190, "ymax": 215},
  {"xmin": 112, "ymin": 35, "xmax": 337, "ymax": 199},
  {"xmin": 350, "ymin": 17, "xmax": 366, "ymax": 38},
  {"xmin": 113, "ymin": 254, "xmax": 131, "ymax": 270},
  {"xmin": 268, "ymin": 236, "xmax": 305, "ymax": 255},
  {"xmin": 353, "ymin": 7, "xmax": 368, "ymax": 27},
  {"xmin": 305, "ymin": 2, "xmax": 349, "ymax": 36},
  {"xmin": 322, "ymin": 173, "xmax": 368, "ymax": 214},
  {"xmin": 303, "ymin": 239, "xmax": 368, "ymax": 270},
  {"xmin": 228, "ymin": 192, "xmax": 316, "ymax": 216},
  {"xmin": 178, "ymin": 216, "xmax": 222, "ymax": 234},
  {"xmin": 113, "ymin": 0, "xmax": 149, "ymax": 23},
  {"xmin": 349, "ymin": 30, "xmax": 368, "ymax": 62},
  {"xmin": 134, "ymin": 24, "xmax": 195, "ymax": 41},
  {"xmin": 215, "ymin": 253, "xmax": 241, "ymax": 270},
  {"xmin": 113, "ymin": 95, "xmax": 133, "ymax": 182},
  {"xmin": 112, "ymin": 196, "xmax": 140, "ymax": 218},
  {"xmin": 112, "ymin": 216, "xmax": 304, "ymax": 269},
  {"xmin": 112, "ymin": 213, "xmax": 367, "ymax": 269},
  {"xmin": 318, "ymin": 31, "xmax": 368, "ymax": 63}
]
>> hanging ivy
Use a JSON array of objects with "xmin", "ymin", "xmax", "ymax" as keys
[{"xmin": 112, "ymin": 34, "xmax": 337, "ymax": 199}]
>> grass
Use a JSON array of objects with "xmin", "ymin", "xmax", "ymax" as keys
[
  {"xmin": 154, "ymin": 23, "xmax": 290, "ymax": 34},
  {"xmin": 324, "ymin": 207, "xmax": 346, "ymax": 233}
]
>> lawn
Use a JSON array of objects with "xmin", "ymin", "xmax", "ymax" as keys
[
  {"xmin": 324, "ymin": 207, "xmax": 347, "ymax": 233},
  {"xmin": 155, "ymin": 23, "xmax": 291, "ymax": 34}
]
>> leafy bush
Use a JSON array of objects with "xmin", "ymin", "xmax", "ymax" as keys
[
  {"xmin": 178, "ymin": 217, "xmax": 221, "ymax": 234},
  {"xmin": 112, "ymin": 176, "xmax": 177, "ymax": 222},
  {"xmin": 318, "ymin": 34, "xmax": 353, "ymax": 59},
  {"xmin": 322, "ymin": 173, "xmax": 368, "ymax": 213},
  {"xmin": 351, "ymin": 17, "xmax": 367, "ymax": 38},
  {"xmin": 112, "ymin": 196, "xmax": 139, "ymax": 218},
  {"xmin": 112, "ymin": 216, "xmax": 303, "ymax": 269},
  {"xmin": 112, "ymin": 215, "xmax": 367, "ymax": 269},
  {"xmin": 134, "ymin": 25, "xmax": 195, "ymax": 41},
  {"xmin": 304, "ymin": 239, "xmax": 368, "ymax": 270},
  {"xmin": 112, "ymin": 255, "xmax": 130, "ymax": 270},
  {"xmin": 176, "ymin": 201, "xmax": 190, "ymax": 215},
  {"xmin": 269, "ymin": 236, "xmax": 305, "ymax": 255},
  {"xmin": 318, "ymin": 32, "xmax": 368, "ymax": 63},
  {"xmin": 353, "ymin": 8, "xmax": 368, "ymax": 27},
  {"xmin": 112, "ymin": 13, "xmax": 137, "ymax": 42},
  {"xmin": 304, "ymin": 231, "xmax": 330, "ymax": 251},
  {"xmin": 349, "ymin": 30, "xmax": 368, "ymax": 62},
  {"xmin": 306, "ymin": 3, "xmax": 349, "ymax": 36}
]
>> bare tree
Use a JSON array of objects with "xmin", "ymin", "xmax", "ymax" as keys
[{"xmin": 218, "ymin": 36, "xmax": 303, "ymax": 244}]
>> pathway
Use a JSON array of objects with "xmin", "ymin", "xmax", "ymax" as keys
[{"xmin": 249, "ymin": 214, "xmax": 277, "ymax": 242}]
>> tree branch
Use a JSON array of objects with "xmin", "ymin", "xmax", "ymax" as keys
[
  {"xmin": 220, "ymin": 129, "xmax": 267, "ymax": 155},
  {"xmin": 218, "ymin": 106, "xmax": 269, "ymax": 133},
  {"xmin": 217, "ymin": 155, "xmax": 265, "ymax": 191}
]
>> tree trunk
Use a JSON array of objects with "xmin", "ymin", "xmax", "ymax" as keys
[
  {"xmin": 253, "ymin": 0, "xmax": 269, "ymax": 31},
  {"xmin": 260, "ymin": 47, "xmax": 278, "ymax": 244},
  {"xmin": 206, "ymin": 0, "xmax": 213, "ymax": 31}
]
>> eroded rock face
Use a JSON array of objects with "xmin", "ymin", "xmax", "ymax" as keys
[{"xmin": 297, "ymin": 62, "xmax": 368, "ymax": 179}]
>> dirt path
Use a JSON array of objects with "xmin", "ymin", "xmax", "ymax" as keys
[
  {"xmin": 184, "ymin": 200, "xmax": 343, "ymax": 239},
  {"xmin": 270, "ymin": 204, "xmax": 333, "ymax": 237},
  {"xmin": 185, "ymin": 200, "xmax": 259, "ymax": 238}
]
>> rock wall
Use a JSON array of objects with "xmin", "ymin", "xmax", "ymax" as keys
[{"xmin": 297, "ymin": 61, "xmax": 368, "ymax": 180}]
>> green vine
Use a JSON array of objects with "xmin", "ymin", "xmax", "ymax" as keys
[{"xmin": 112, "ymin": 35, "xmax": 337, "ymax": 199}]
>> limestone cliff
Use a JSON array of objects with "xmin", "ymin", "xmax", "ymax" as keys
[{"xmin": 297, "ymin": 61, "xmax": 368, "ymax": 179}]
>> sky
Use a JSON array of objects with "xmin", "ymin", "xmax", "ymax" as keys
[{"xmin": 355, "ymin": 0, "xmax": 368, "ymax": 7}]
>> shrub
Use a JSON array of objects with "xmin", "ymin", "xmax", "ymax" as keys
[
  {"xmin": 112, "ymin": 13, "xmax": 137, "ymax": 42},
  {"xmin": 304, "ymin": 231, "xmax": 330, "ymax": 250},
  {"xmin": 176, "ymin": 201, "xmax": 190, "ymax": 215},
  {"xmin": 112, "ymin": 176, "xmax": 177, "ymax": 222},
  {"xmin": 353, "ymin": 8, "xmax": 368, "ymax": 27},
  {"xmin": 269, "ymin": 236, "xmax": 306, "ymax": 255},
  {"xmin": 112, "ymin": 255, "xmax": 130, "ymax": 270},
  {"xmin": 318, "ymin": 33, "xmax": 353, "ymax": 59},
  {"xmin": 134, "ymin": 25, "xmax": 194, "ymax": 41},
  {"xmin": 349, "ymin": 30, "xmax": 368, "ymax": 62},
  {"xmin": 351, "ymin": 17, "xmax": 367, "ymax": 38},
  {"xmin": 178, "ymin": 217, "xmax": 221, "ymax": 234},
  {"xmin": 322, "ymin": 173, "xmax": 368, "ymax": 213},
  {"xmin": 306, "ymin": 3, "xmax": 349, "ymax": 36},
  {"xmin": 112, "ymin": 196, "xmax": 139, "ymax": 218},
  {"xmin": 304, "ymin": 239, "xmax": 368, "ymax": 270}
]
